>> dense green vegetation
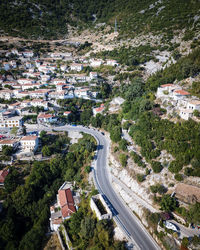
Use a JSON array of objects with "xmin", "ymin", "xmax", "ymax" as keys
[
  {"xmin": 64, "ymin": 195, "xmax": 125, "ymax": 249},
  {"xmin": 96, "ymin": 45, "xmax": 156, "ymax": 66},
  {"xmin": 0, "ymin": 0, "xmax": 199, "ymax": 39},
  {"xmin": 0, "ymin": 133, "xmax": 96, "ymax": 249}
]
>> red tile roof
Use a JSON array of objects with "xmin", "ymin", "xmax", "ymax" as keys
[
  {"xmin": 38, "ymin": 113, "xmax": 52, "ymax": 119},
  {"xmin": 21, "ymin": 136, "xmax": 38, "ymax": 141},
  {"xmin": 174, "ymin": 90, "xmax": 190, "ymax": 95},
  {"xmin": 160, "ymin": 84, "xmax": 174, "ymax": 88},
  {"xmin": 58, "ymin": 188, "xmax": 76, "ymax": 218},
  {"xmin": 0, "ymin": 169, "xmax": 9, "ymax": 183}
]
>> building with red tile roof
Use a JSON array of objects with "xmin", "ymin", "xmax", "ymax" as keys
[
  {"xmin": 174, "ymin": 90, "xmax": 190, "ymax": 96},
  {"xmin": 58, "ymin": 188, "xmax": 76, "ymax": 218}
]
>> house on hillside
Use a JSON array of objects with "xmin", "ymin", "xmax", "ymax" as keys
[
  {"xmin": 50, "ymin": 182, "xmax": 79, "ymax": 231},
  {"xmin": 70, "ymin": 63, "xmax": 83, "ymax": 72},
  {"xmin": 179, "ymin": 108, "xmax": 194, "ymax": 120},
  {"xmin": 90, "ymin": 72, "xmax": 98, "ymax": 80},
  {"xmin": 37, "ymin": 113, "xmax": 57, "ymax": 124},
  {"xmin": 187, "ymin": 100, "xmax": 200, "ymax": 111},
  {"xmin": 20, "ymin": 136, "xmax": 39, "ymax": 152},
  {"xmin": 0, "ymin": 116, "xmax": 23, "ymax": 128},
  {"xmin": 0, "ymin": 139, "xmax": 19, "ymax": 151},
  {"xmin": 173, "ymin": 89, "xmax": 190, "ymax": 100},
  {"xmin": 106, "ymin": 59, "xmax": 119, "ymax": 66},
  {"xmin": 63, "ymin": 111, "xmax": 71, "ymax": 117},
  {"xmin": 93, "ymin": 104, "xmax": 105, "ymax": 116}
]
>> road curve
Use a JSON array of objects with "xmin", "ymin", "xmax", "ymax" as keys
[{"xmin": 29, "ymin": 125, "xmax": 160, "ymax": 250}]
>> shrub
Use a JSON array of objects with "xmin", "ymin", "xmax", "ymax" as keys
[
  {"xmin": 151, "ymin": 161, "xmax": 163, "ymax": 173},
  {"xmin": 119, "ymin": 154, "xmax": 128, "ymax": 167},
  {"xmin": 174, "ymin": 173, "xmax": 183, "ymax": 181},
  {"xmin": 136, "ymin": 174, "xmax": 145, "ymax": 182}
]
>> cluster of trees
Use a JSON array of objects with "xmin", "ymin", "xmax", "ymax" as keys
[
  {"xmin": 64, "ymin": 194, "xmax": 125, "ymax": 249},
  {"xmin": 0, "ymin": 0, "xmax": 115, "ymax": 39},
  {"xmin": 0, "ymin": 0, "xmax": 199, "ymax": 39},
  {"xmin": 126, "ymin": 104, "xmax": 200, "ymax": 176},
  {"xmin": 0, "ymin": 133, "xmax": 96, "ymax": 249},
  {"xmin": 96, "ymin": 45, "xmax": 156, "ymax": 66},
  {"xmin": 40, "ymin": 131, "xmax": 70, "ymax": 156},
  {"xmin": 130, "ymin": 151, "xmax": 146, "ymax": 168},
  {"xmin": 0, "ymin": 145, "xmax": 13, "ymax": 161},
  {"xmin": 150, "ymin": 184, "xmax": 167, "ymax": 195}
]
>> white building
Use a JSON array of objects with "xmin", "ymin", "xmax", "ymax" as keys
[
  {"xmin": 90, "ymin": 59, "xmax": 103, "ymax": 67},
  {"xmin": 30, "ymin": 99, "xmax": 48, "ymax": 109},
  {"xmin": 0, "ymin": 116, "xmax": 23, "ymax": 128},
  {"xmin": 63, "ymin": 111, "xmax": 71, "ymax": 117},
  {"xmin": 37, "ymin": 113, "xmax": 57, "ymax": 124},
  {"xmin": 187, "ymin": 100, "xmax": 200, "ymax": 111},
  {"xmin": 156, "ymin": 84, "xmax": 181, "ymax": 98},
  {"xmin": 0, "ymin": 90, "xmax": 14, "ymax": 100},
  {"xmin": 22, "ymin": 51, "xmax": 34, "ymax": 57},
  {"xmin": 0, "ymin": 139, "xmax": 19, "ymax": 151},
  {"xmin": 20, "ymin": 136, "xmax": 39, "ymax": 152},
  {"xmin": 70, "ymin": 63, "xmax": 83, "ymax": 72},
  {"xmin": 106, "ymin": 59, "xmax": 119, "ymax": 66},
  {"xmin": 179, "ymin": 108, "xmax": 193, "ymax": 120},
  {"xmin": 93, "ymin": 104, "xmax": 105, "ymax": 116},
  {"xmin": 49, "ymin": 91, "xmax": 66, "ymax": 100},
  {"xmin": 74, "ymin": 88, "xmax": 89, "ymax": 98},
  {"xmin": 18, "ymin": 78, "xmax": 34, "ymax": 85},
  {"xmin": 53, "ymin": 79, "xmax": 66, "ymax": 85},
  {"xmin": 90, "ymin": 72, "xmax": 98, "ymax": 80},
  {"xmin": 172, "ymin": 89, "xmax": 190, "ymax": 101}
]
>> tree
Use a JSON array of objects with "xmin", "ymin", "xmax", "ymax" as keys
[
  {"xmin": 137, "ymin": 174, "xmax": 145, "ymax": 182},
  {"xmin": 80, "ymin": 216, "xmax": 96, "ymax": 239},
  {"xmin": 188, "ymin": 202, "xmax": 200, "ymax": 224},
  {"xmin": 160, "ymin": 194, "xmax": 177, "ymax": 212},
  {"xmin": 2, "ymin": 145, "xmax": 13, "ymax": 156},
  {"xmin": 10, "ymin": 127, "xmax": 18, "ymax": 136},
  {"xmin": 119, "ymin": 154, "xmax": 128, "ymax": 167},
  {"xmin": 151, "ymin": 161, "xmax": 163, "ymax": 173},
  {"xmin": 41, "ymin": 145, "xmax": 51, "ymax": 156},
  {"xmin": 22, "ymin": 126, "xmax": 27, "ymax": 135},
  {"xmin": 4, "ymin": 168, "xmax": 21, "ymax": 193},
  {"xmin": 110, "ymin": 126, "xmax": 121, "ymax": 143}
]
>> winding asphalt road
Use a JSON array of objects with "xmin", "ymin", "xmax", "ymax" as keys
[{"xmin": 28, "ymin": 124, "xmax": 160, "ymax": 250}]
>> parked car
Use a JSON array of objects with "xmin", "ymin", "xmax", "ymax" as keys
[{"xmin": 163, "ymin": 221, "xmax": 179, "ymax": 232}]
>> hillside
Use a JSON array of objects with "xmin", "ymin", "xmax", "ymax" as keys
[{"xmin": 0, "ymin": 0, "xmax": 200, "ymax": 40}]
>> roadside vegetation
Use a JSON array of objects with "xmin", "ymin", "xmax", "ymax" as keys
[{"xmin": 0, "ymin": 134, "xmax": 96, "ymax": 249}]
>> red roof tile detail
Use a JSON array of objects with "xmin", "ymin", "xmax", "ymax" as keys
[
  {"xmin": 0, "ymin": 169, "xmax": 9, "ymax": 183},
  {"xmin": 21, "ymin": 136, "xmax": 37, "ymax": 141},
  {"xmin": 160, "ymin": 84, "xmax": 174, "ymax": 88},
  {"xmin": 174, "ymin": 90, "xmax": 190, "ymax": 95},
  {"xmin": 58, "ymin": 188, "xmax": 76, "ymax": 218}
]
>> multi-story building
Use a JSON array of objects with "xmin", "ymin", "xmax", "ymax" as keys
[{"xmin": 20, "ymin": 136, "xmax": 39, "ymax": 152}]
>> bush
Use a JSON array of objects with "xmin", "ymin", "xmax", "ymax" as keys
[
  {"xmin": 150, "ymin": 184, "xmax": 167, "ymax": 194},
  {"xmin": 151, "ymin": 161, "xmax": 163, "ymax": 173},
  {"xmin": 168, "ymin": 161, "xmax": 183, "ymax": 173},
  {"xmin": 119, "ymin": 154, "xmax": 128, "ymax": 167},
  {"xmin": 85, "ymin": 166, "xmax": 91, "ymax": 173},
  {"xmin": 174, "ymin": 173, "xmax": 183, "ymax": 181},
  {"xmin": 136, "ymin": 174, "xmax": 145, "ymax": 182}
]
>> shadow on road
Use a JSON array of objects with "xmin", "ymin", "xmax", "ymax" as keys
[
  {"xmin": 97, "ymin": 144, "xmax": 103, "ymax": 150},
  {"xmin": 102, "ymin": 194, "xmax": 118, "ymax": 216}
]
